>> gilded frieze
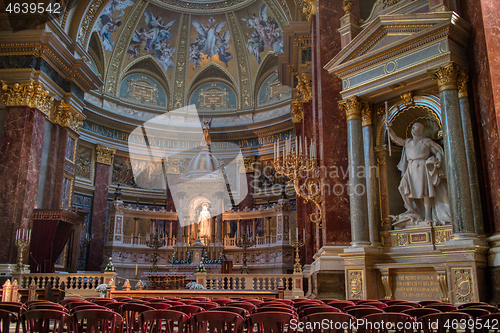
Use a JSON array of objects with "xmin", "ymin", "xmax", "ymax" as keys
[{"xmin": 0, "ymin": 81, "xmax": 53, "ymax": 117}]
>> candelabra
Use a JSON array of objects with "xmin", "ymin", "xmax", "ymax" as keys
[
  {"xmin": 236, "ymin": 227, "xmax": 255, "ymax": 274},
  {"xmin": 288, "ymin": 228, "xmax": 305, "ymax": 273},
  {"xmin": 273, "ymin": 136, "xmax": 323, "ymax": 226},
  {"xmin": 15, "ymin": 228, "xmax": 31, "ymax": 272},
  {"xmin": 146, "ymin": 232, "xmax": 166, "ymax": 272}
]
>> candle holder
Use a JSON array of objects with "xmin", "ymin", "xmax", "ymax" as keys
[
  {"xmin": 15, "ymin": 228, "xmax": 31, "ymax": 272},
  {"xmin": 236, "ymin": 228, "xmax": 255, "ymax": 274},
  {"xmin": 273, "ymin": 137, "xmax": 324, "ymax": 226},
  {"xmin": 146, "ymin": 232, "xmax": 166, "ymax": 272},
  {"xmin": 289, "ymin": 234, "xmax": 305, "ymax": 273}
]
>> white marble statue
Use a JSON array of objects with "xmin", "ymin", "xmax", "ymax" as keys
[
  {"xmin": 197, "ymin": 203, "xmax": 212, "ymax": 239},
  {"xmin": 388, "ymin": 122, "xmax": 452, "ymax": 227}
]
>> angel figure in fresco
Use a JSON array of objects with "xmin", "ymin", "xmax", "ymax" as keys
[
  {"xmin": 99, "ymin": 16, "xmax": 122, "ymax": 51},
  {"xmin": 192, "ymin": 18, "xmax": 231, "ymax": 62},
  {"xmin": 94, "ymin": 0, "xmax": 134, "ymax": 51},
  {"xmin": 153, "ymin": 40, "xmax": 175, "ymax": 71},
  {"xmin": 215, "ymin": 29, "xmax": 232, "ymax": 66},
  {"xmin": 102, "ymin": 0, "xmax": 135, "ymax": 19},
  {"xmin": 142, "ymin": 9, "xmax": 176, "ymax": 52},
  {"xmin": 127, "ymin": 27, "xmax": 153, "ymax": 59},
  {"xmin": 189, "ymin": 43, "xmax": 204, "ymax": 70}
]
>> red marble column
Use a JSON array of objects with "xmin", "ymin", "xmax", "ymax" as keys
[
  {"xmin": 0, "ymin": 105, "xmax": 46, "ymax": 264},
  {"xmin": 460, "ymin": 0, "xmax": 500, "ymax": 234},
  {"xmin": 313, "ymin": 0, "xmax": 351, "ymax": 246},
  {"xmin": 87, "ymin": 146, "xmax": 115, "ymax": 271}
]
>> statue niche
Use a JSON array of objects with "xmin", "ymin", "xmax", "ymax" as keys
[{"xmin": 388, "ymin": 122, "xmax": 452, "ymax": 228}]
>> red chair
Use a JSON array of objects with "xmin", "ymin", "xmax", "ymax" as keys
[
  {"xmin": 293, "ymin": 301, "xmax": 323, "ymax": 309},
  {"xmin": 363, "ymin": 313, "xmax": 415, "ymax": 333},
  {"xmin": 357, "ymin": 302, "xmax": 387, "ymax": 309},
  {"xmin": 344, "ymin": 305, "xmax": 379, "ymax": 312},
  {"xmin": 104, "ymin": 302, "xmax": 128, "ymax": 312},
  {"xmin": 21, "ymin": 309, "xmax": 71, "ymax": 333},
  {"xmin": 321, "ymin": 299, "xmax": 340, "ymax": 304},
  {"xmin": 212, "ymin": 306, "xmax": 249, "ymax": 318},
  {"xmin": 139, "ymin": 310, "xmax": 189, "ymax": 333},
  {"xmin": 93, "ymin": 299, "xmax": 117, "ymax": 306},
  {"xmin": 346, "ymin": 307, "xmax": 384, "ymax": 319},
  {"xmin": 476, "ymin": 313, "xmax": 500, "ymax": 333},
  {"xmin": 260, "ymin": 303, "xmax": 295, "ymax": 310},
  {"xmin": 212, "ymin": 299, "xmax": 234, "ymax": 306},
  {"xmin": 384, "ymin": 305, "xmax": 416, "ymax": 313},
  {"xmin": 418, "ymin": 312, "xmax": 473, "ymax": 333},
  {"xmin": 0, "ymin": 304, "xmax": 26, "ymax": 333},
  {"xmin": 247, "ymin": 312, "xmax": 297, "ymax": 332},
  {"xmin": 0, "ymin": 309, "xmax": 18, "ymax": 333},
  {"xmin": 299, "ymin": 306, "xmax": 341, "ymax": 318},
  {"xmin": 179, "ymin": 300, "xmax": 198, "ymax": 305},
  {"xmin": 120, "ymin": 303, "xmax": 155, "ymax": 333},
  {"xmin": 190, "ymin": 311, "xmax": 244, "ymax": 333},
  {"xmin": 114, "ymin": 297, "xmax": 132, "ymax": 302},
  {"xmin": 452, "ymin": 308, "xmax": 490, "ymax": 318},
  {"xmin": 192, "ymin": 302, "xmax": 220, "ymax": 311},
  {"xmin": 301, "ymin": 312, "xmax": 356, "ymax": 333},
  {"xmin": 263, "ymin": 299, "xmax": 294, "ymax": 305},
  {"xmin": 392, "ymin": 302, "xmax": 422, "ymax": 308},
  {"xmin": 65, "ymin": 302, "xmax": 93, "ymax": 311},
  {"xmin": 190, "ymin": 297, "xmax": 210, "ymax": 302},
  {"xmin": 140, "ymin": 298, "xmax": 158, "ymax": 302},
  {"xmin": 30, "ymin": 304, "xmax": 69, "ymax": 312},
  {"xmin": 25, "ymin": 301, "xmax": 55, "ymax": 307},
  {"xmin": 73, "ymin": 309, "xmax": 123, "ymax": 333},
  {"xmin": 147, "ymin": 303, "xmax": 172, "ymax": 310},
  {"xmin": 424, "ymin": 305, "xmax": 457, "ymax": 312},
  {"xmin": 227, "ymin": 302, "xmax": 256, "ymax": 313},
  {"xmin": 457, "ymin": 303, "xmax": 489, "ymax": 309},
  {"xmin": 470, "ymin": 305, "xmax": 498, "ymax": 313},
  {"xmin": 402, "ymin": 308, "xmax": 441, "ymax": 319},
  {"xmin": 347, "ymin": 299, "xmax": 366, "ymax": 305},
  {"xmin": 255, "ymin": 307, "xmax": 296, "ymax": 315},
  {"xmin": 71, "ymin": 304, "xmax": 110, "ymax": 314},
  {"xmin": 148, "ymin": 299, "xmax": 170, "ymax": 303},
  {"xmin": 59, "ymin": 299, "xmax": 87, "ymax": 306},
  {"xmin": 325, "ymin": 301, "xmax": 356, "ymax": 311},
  {"xmin": 241, "ymin": 299, "xmax": 264, "ymax": 306},
  {"xmin": 168, "ymin": 305, "xmax": 204, "ymax": 317},
  {"xmin": 418, "ymin": 301, "xmax": 442, "ymax": 306},
  {"xmin": 162, "ymin": 301, "xmax": 186, "ymax": 307}
]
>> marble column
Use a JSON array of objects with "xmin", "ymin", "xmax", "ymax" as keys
[
  {"xmin": 87, "ymin": 144, "xmax": 116, "ymax": 271},
  {"xmin": 431, "ymin": 62, "xmax": 475, "ymax": 237},
  {"xmin": 457, "ymin": 69, "xmax": 484, "ymax": 236},
  {"xmin": 338, "ymin": 96, "xmax": 370, "ymax": 246},
  {"xmin": 0, "ymin": 82, "xmax": 51, "ymax": 265},
  {"xmin": 362, "ymin": 105, "xmax": 380, "ymax": 244}
]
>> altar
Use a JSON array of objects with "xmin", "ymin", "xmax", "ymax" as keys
[{"xmin": 141, "ymin": 272, "xmax": 194, "ymax": 289}]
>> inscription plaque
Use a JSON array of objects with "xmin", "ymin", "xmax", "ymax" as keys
[{"xmin": 393, "ymin": 272, "xmax": 441, "ymax": 301}]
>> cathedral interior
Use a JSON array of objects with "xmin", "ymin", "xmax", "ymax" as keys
[{"xmin": 0, "ymin": 0, "xmax": 500, "ymax": 303}]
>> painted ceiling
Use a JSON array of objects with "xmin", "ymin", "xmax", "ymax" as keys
[{"xmin": 82, "ymin": 0, "xmax": 294, "ymax": 112}]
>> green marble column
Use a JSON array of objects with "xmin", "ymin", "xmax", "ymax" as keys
[
  {"xmin": 457, "ymin": 70, "xmax": 484, "ymax": 236},
  {"xmin": 431, "ymin": 62, "xmax": 475, "ymax": 237},
  {"xmin": 339, "ymin": 96, "xmax": 370, "ymax": 246}
]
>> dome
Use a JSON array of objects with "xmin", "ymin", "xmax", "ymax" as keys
[{"xmin": 185, "ymin": 146, "xmax": 220, "ymax": 177}]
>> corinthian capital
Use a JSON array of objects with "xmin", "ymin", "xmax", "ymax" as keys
[
  {"xmin": 457, "ymin": 68, "xmax": 469, "ymax": 99},
  {"xmin": 428, "ymin": 62, "xmax": 462, "ymax": 92},
  {"xmin": 339, "ymin": 96, "xmax": 370, "ymax": 122},
  {"xmin": 96, "ymin": 145, "xmax": 116, "ymax": 165},
  {"xmin": 53, "ymin": 100, "xmax": 86, "ymax": 133},
  {"xmin": 0, "ymin": 81, "xmax": 54, "ymax": 117}
]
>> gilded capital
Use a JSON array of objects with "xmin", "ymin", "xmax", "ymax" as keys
[
  {"xmin": 290, "ymin": 99, "xmax": 303, "ymax": 123},
  {"xmin": 243, "ymin": 156, "xmax": 256, "ymax": 173},
  {"xmin": 296, "ymin": 74, "xmax": 312, "ymax": 103},
  {"xmin": 339, "ymin": 96, "xmax": 369, "ymax": 121},
  {"xmin": 457, "ymin": 68, "xmax": 469, "ymax": 99},
  {"xmin": 428, "ymin": 62, "xmax": 461, "ymax": 92},
  {"xmin": 361, "ymin": 101, "xmax": 372, "ymax": 126},
  {"xmin": 53, "ymin": 100, "xmax": 86, "ymax": 133},
  {"xmin": 96, "ymin": 144, "xmax": 116, "ymax": 165},
  {"xmin": 300, "ymin": 0, "xmax": 316, "ymax": 21},
  {"xmin": 0, "ymin": 81, "xmax": 54, "ymax": 117}
]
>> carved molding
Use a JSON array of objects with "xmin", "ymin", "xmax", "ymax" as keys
[
  {"xmin": 361, "ymin": 101, "xmax": 372, "ymax": 127},
  {"xmin": 243, "ymin": 156, "xmax": 257, "ymax": 173},
  {"xmin": 428, "ymin": 62, "xmax": 460, "ymax": 92},
  {"xmin": 348, "ymin": 269, "xmax": 364, "ymax": 299},
  {"xmin": 0, "ymin": 81, "xmax": 54, "ymax": 117},
  {"xmin": 53, "ymin": 100, "xmax": 86, "ymax": 133},
  {"xmin": 290, "ymin": 99, "xmax": 303, "ymax": 123},
  {"xmin": 452, "ymin": 267, "xmax": 474, "ymax": 303},
  {"xmin": 457, "ymin": 69, "xmax": 469, "ymax": 99},
  {"xmin": 96, "ymin": 144, "xmax": 116, "ymax": 165},
  {"xmin": 400, "ymin": 91, "xmax": 414, "ymax": 106},
  {"xmin": 338, "ymin": 95, "xmax": 370, "ymax": 122}
]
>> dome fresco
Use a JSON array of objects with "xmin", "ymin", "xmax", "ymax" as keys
[{"xmin": 86, "ymin": 0, "xmax": 292, "ymax": 114}]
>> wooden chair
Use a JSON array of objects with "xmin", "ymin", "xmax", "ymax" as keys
[
  {"xmin": 346, "ymin": 307, "xmax": 384, "ymax": 319},
  {"xmin": 192, "ymin": 302, "xmax": 220, "ymax": 311},
  {"xmin": 384, "ymin": 305, "xmax": 416, "ymax": 313},
  {"xmin": 0, "ymin": 304, "xmax": 25, "ymax": 333},
  {"xmin": 240, "ymin": 300, "xmax": 264, "ymax": 306},
  {"xmin": 120, "ymin": 303, "xmax": 155, "ymax": 333},
  {"xmin": 226, "ymin": 302, "xmax": 256, "ymax": 313},
  {"xmin": 65, "ymin": 302, "xmax": 93, "ymax": 311},
  {"xmin": 362, "ymin": 313, "xmax": 415, "ymax": 333},
  {"xmin": 452, "ymin": 308, "xmax": 490, "ymax": 318},
  {"xmin": 0, "ymin": 309, "xmax": 17, "ymax": 333},
  {"xmin": 179, "ymin": 300, "xmax": 199, "ymax": 305},
  {"xmin": 212, "ymin": 306, "xmax": 249, "ymax": 318},
  {"xmin": 260, "ymin": 303, "xmax": 295, "ymax": 310},
  {"xmin": 190, "ymin": 311, "xmax": 244, "ymax": 333},
  {"xmin": 301, "ymin": 313, "xmax": 356, "ymax": 333},
  {"xmin": 246, "ymin": 312, "xmax": 297, "ymax": 333},
  {"xmin": 104, "ymin": 302, "xmax": 129, "ymax": 312},
  {"xmin": 357, "ymin": 302, "xmax": 387, "ymax": 309},
  {"xmin": 25, "ymin": 301, "xmax": 55, "ymax": 307},
  {"xmin": 417, "ymin": 312, "xmax": 473, "ymax": 333},
  {"xmin": 147, "ymin": 303, "xmax": 172, "ymax": 310},
  {"xmin": 30, "ymin": 304, "xmax": 69, "ymax": 312},
  {"xmin": 73, "ymin": 309, "xmax": 123, "ymax": 333},
  {"xmin": 21, "ymin": 309, "xmax": 71, "ymax": 333},
  {"xmin": 299, "ymin": 306, "xmax": 341, "ymax": 318},
  {"xmin": 255, "ymin": 307, "xmax": 296, "ymax": 315},
  {"xmin": 211, "ymin": 299, "xmax": 234, "ymax": 306},
  {"xmin": 321, "ymin": 299, "xmax": 340, "ymax": 304},
  {"xmin": 263, "ymin": 299, "xmax": 294, "ymax": 306},
  {"xmin": 293, "ymin": 301, "xmax": 323, "ymax": 309},
  {"xmin": 93, "ymin": 299, "xmax": 118, "ymax": 306},
  {"xmin": 59, "ymin": 299, "xmax": 87, "ymax": 306},
  {"xmin": 347, "ymin": 299, "xmax": 366, "ymax": 305},
  {"xmin": 325, "ymin": 301, "xmax": 356, "ymax": 311},
  {"xmin": 424, "ymin": 305, "xmax": 457, "ymax": 312},
  {"xmin": 470, "ymin": 305, "xmax": 498, "ymax": 313},
  {"xmin": 139, "ymin": 310, "xmax": 189, "ymax": 333},
  {"xmin": 418, "ymin": 301, "xmax": 442, "ymax": 307},
  {"xmin": 168, "ymin": 305, "xmax": 204, "ymax": 317},
  {"xmin": 162, "ymin": 301, "xmax": 186, "ymax": 307},
  {"xmin": 190, "ymin": 297, "xmax": 210, "ymax": 302},
  {"xmin": 392, "ymin": 302, "xmax": 422, "ymax": 308},
  {"xmin": 71, "ymin": 304, "xmax": 111, "ymax": 314},
  {"xmin": 140, "ymin": 298, "xmax": 158, "ymax": 302},
  {"xmin": 476, "ymin": 313, "xmax": 500, "ymax": 333},
  {"xmin": 344, "ymin": 305, "xmax": 379, "ymax": 312},
  {"xmin": 401, "ymin": 308, "xmax": 441, "ymax": 319},
  {"xmin": 114, "ymin": 297, "xmax": 132, "ymax": 302},
  {"xmin": 457, "ymin": 303, "xmax": 489, "ymax": 309}
]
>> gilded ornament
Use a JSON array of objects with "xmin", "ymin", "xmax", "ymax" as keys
[
  {"xmin": 457, "ymin": 68, "xmax": 468, "ymax": 99},
  {"xmin": 53, "ymin": 100, "xmax": 86, "ymax": 133},
  {"xmin": 361, "ymin": 101, "xmax": 372, "ymax": 126},
  {"xmin": 296, "ymin": 74, "xmax": 312, "ymax": 103},
  {"xmin": 243, "ymin": 156, "xmax": 256, "ymax": 173},
  {"xmin": 400, "ymin": 91, "xmax": 414, "ymax": 106},
  {"xmin": 349, "ymin": 270, "xmax": 363, "ymax": 299},
  {"xmin": 338, "ymin": 95, "xmax": 370, "ymax": 121},
  {"xmin": 342, "ymin": 0, "xmax": 354, "ymax": 13},
  {"xmin": 290, "ymin": 99, "xmax": 303, "ymax": 123},
  {"xmin": 299, "ymin": 0, "xmax": 316, "ymax": 21},
  {"xmin": 0, "ymin": 81, "xmax": 54, "ymax": 117},
  {"xmin": 383, "ymin": 0, "xmax": 400, "ymax": 8},
  {"xmin": 96, "ymin": 144, "xmax": 116, "ymax": 165},
  {"xmin": 452, "ymin": 268, "xmax": 474, "ymax": 303},
  {"xmin": 428, "ymin": 62, "xmax": 460, "ymax": 92}
]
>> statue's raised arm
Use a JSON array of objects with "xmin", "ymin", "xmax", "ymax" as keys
[{"xmin": 388, "ymin": 125, "xmax": 406, "ymax": 146}]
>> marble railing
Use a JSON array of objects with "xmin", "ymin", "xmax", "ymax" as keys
[
  {"xmin": 223, "ymin": 236, "xmax": 277, "ymax": 247},
  {"xmin": 122, "ymin": 235, "xmax": 176, "ymax": 247},
  {"xmin": 196, "ymin": 272, "xmax": 304, "ymax": 298},
  {"xmin": 12, "ymin": 272, "xmax": 117, "ymax": 297}
]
